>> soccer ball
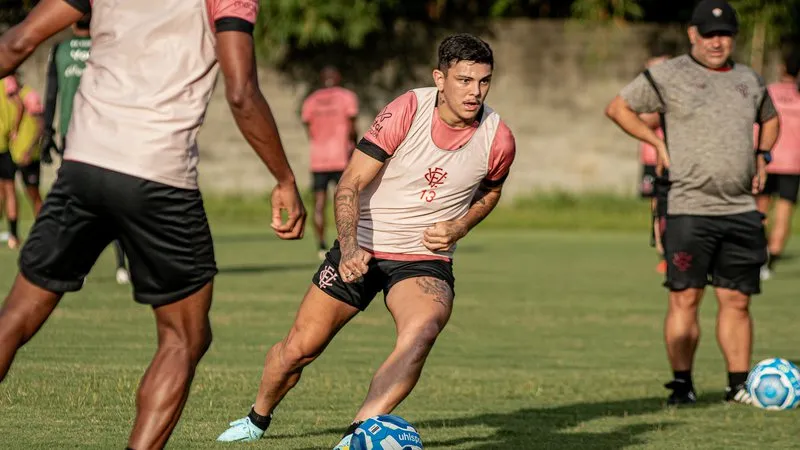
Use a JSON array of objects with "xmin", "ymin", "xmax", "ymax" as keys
[
  {"xmin": 746, "ymin": 358, "xmax": 800, "ymax": 410},
  {"xmin": 351, "ymin": 415, "xmax": 423, "ymax": 450}
]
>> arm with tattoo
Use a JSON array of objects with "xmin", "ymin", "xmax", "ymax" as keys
[
  {"xmin": 457, "ymin": 182, "xmax": 503, "ymax": 233},
  {"xmin": 334, "ymin": 179, "xmax": 361, "ymax": 253}
]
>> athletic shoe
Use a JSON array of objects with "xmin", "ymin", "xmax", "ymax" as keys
[
  {"xmin": 725, "ymin": 384, "xmax": 752, "ymax": 405},
  {"xmin": 664, "ymin": 379, "xmax": 697, "ymax": 405},
  {"xmin": 0, "ymin": 231, "xmax": 8, "ymax": 242},
  {"xmin": 759, "ymin": 265, "xmax": 772, "ymax": 281},
  {"xmin": 217, "ymin": 416, "xmax": 265, "ymax": 442},
  {"xmin": 116, "ymin": 267, "xmax": 130, "ymax": 285}
]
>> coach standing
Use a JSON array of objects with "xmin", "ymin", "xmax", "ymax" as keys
[{"xmin": 605, "ymin": 0, "xmax": 779, "ymax": 406}]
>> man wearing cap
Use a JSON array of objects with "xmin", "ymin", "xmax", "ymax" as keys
[{"xmin": 605, "ymin": 0, "xmax": 779, "ymax": 405}]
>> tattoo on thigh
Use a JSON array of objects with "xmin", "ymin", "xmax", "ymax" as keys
[{"xmin": 416, "ymin": 278, "xmax": 453, "ymax": 308}]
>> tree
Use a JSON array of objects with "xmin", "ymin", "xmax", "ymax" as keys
[{"xmin": 730, "ymin": 0, "xmax": 800, "ymax": 73}]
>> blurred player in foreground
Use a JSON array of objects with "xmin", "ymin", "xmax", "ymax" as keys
[
  {"xmin": 301, "ymin": 66, "xmax": 359, "ymax": 259},
  {"xmin": 217, "ymin": 33, "xmax": 516, "ymax": 449},
  {"xmin": 0, "ymin": 0, "xmax": 305, "ymax": 448},
  {"xmin": 0, "ymin": 74, "xmax": 23, "ymax": 246}
]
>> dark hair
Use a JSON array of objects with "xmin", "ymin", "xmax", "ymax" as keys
[
  {"xmin": 785, "ymin": 47, "xmax": 800, "ymax": 78},
  {"xmin": 76, "ymin": 13, "xmax": 91, "ymax": 30},
  {"xmin": 437, "ymin": 33, "xmax": 493, "ymax": 72}
]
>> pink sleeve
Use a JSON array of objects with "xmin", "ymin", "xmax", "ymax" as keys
[
  {"xmin": 23, "ymin": 91, "xmax": 44, "ymax": 115},
  {"xmin": 363, "ymin": 91, "xmax": 417, "ymax": 156},
  {"xmin": 485, "ymin": 121, "xmax": 516, "ymax": 184},
  {"xmin": 346, "ymin": 90, "xmax": 359, "ymax": 118},
  {"xmin": 208, "ymin": 0, "xmax": 259, "ymax": 24},
  {"xmin": 301, "ymin": 96, "xmax": 314, "ymax": 123},
  {"xmin": 3, "ymin": 76, "xmax": 18, "ymax": 95}
]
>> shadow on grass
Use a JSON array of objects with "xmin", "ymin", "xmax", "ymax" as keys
[{"xmin": 280, "ymin": 396, "xmax": 718, "ymax": 450}]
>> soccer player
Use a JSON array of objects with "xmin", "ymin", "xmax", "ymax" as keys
[
  {"xmin": 638, "ymin": 55, "xmax": 669, "ymax": 274},
  {"xmin": 0, "ymin": 0, "xmax": 306, "ymax": 448},
  {"xmin": 41, "ymin": 13, "xmax": 130, "ymax": 284},
  {"xmin": 0, "ymin": 74, "xmax": 23, "ymax": 246},
  {"xmin": 217, "ymin": 33, "xmax": 516, "ymax": 449},
  {"xmin": 756, "ymin": 48, "xmax": 800, "ymax": 280},
  {"xmin": 7, "ymin": 79, "xmax": 45, "ymax": 230},
  {"xmin": 606, "ymin": 0, "xmax": 779, "ymax": 405},
  {"xmin": 301, "ymin": 66, "xmax": 359, "ymax": 259}
]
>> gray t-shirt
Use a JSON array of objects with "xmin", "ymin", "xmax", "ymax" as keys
[{"xmin": 620, "ymin": 54, "xmax": 778, "ymax": 215}]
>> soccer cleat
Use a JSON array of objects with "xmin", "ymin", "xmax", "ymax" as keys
[
  {"xmin": 116, "ymin": 267, "xmax": 130, "ymax": 285},
  {"xmin": 759, "ymin": 265, "xmax": 772, "ymax": 281},
  {"xmin": 216, "ymin": 416, "xmax": 266, "ymax": 442},
  {"xmin": 332, "ymin": 433, "xmax": 352, "ymax": 450},
  {"xmin": 664, "ymin": 379, "xmax": 697, "ymax": 405},
  {"xmin": 0, "ymin": 231, "xmax": 8, "ymax": 242},
  {"xmin": 725, "ymin": 384, "xmax": 753, "ymax": 405},
  {"xmin": 318, "ymin": 249, "xmax": 327, "ymax": 261}
]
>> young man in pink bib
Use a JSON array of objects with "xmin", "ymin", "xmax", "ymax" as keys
[{"xmin": 218, "ymin": 33, "xmax": 516, "ymax": 449}]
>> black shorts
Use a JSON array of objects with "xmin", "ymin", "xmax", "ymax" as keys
[
  {"xmin": 0, "ymin": 152, "xmax": 15, "ymax": 180},
  {"xmin": 640, "ymin": 164, "xmax": 657, "ymax": 198},
  {"xmin": 762, "ymin": 174, "xmax": 800, "ymax": 203},
  {"xmin": 17, "ymin": 161, "xmax": 40, "ymax": 187},
  {"xmin": 312, "ymin": 171, "xmax": 343, "ymax": 192},
  {"xmin": 311, "ymin": 240, "xmax": 455, "ymax": 311},
  {"xmin": 663, "ymin": 211, "xmax": 767, "ymax": 295},
  {"xmin": 20, "ymin": 161, "xmax": 218, "ymax": 307}
]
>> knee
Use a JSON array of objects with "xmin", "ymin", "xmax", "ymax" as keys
[
  {"xmin": 399, "ymin": 321, "xmax": 443, "ymax": 356},
  {"xmin": 669, "ymin": 290, "xmax": 701, "ymax": 311},
  {"xmin": 164, "ymin": 326, "xmax": 212, "ymax": 364},
  {"xmin": 276, "ymin": 335, "xmax": 322, "ymax": 372},
  {"xmin": 720, "ymin": 295, "xmax": 750, "ymax": 314}
]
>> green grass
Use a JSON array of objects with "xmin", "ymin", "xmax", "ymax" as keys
[{"xmin": 1, "ymin": 225, "xmax": 799, "ymax": 449}]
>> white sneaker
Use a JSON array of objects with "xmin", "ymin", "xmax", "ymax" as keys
[
  {"xmin": 318, "ymin": 249, "xmax": 327, "ymax": 261},
  {"xmin": 760, "ymin": 265, "xmax": 772, "ymax": 281},
  {"xmin": 0, "ymin": 231, "xmax": 8, "ymax": 242},
  {"xmin": 116, "ymin": 267, "xmax": 130, "ymax": 285}
]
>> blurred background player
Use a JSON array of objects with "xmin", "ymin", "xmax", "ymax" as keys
[
  {"xmin": 41, "ymin": 12, "xmax": 130, "ymax": 284},
  {"xmin": 606, "ymin": 0, "xmax": 779, "ymax": 405},
  {"xmin": 301, "ymin": 66, "xmax": 359, "ymax": 259},
  {"xmin": 6, "ymin": 77, "xmax": 45, "ymax": 249},
  {"xmin": 217, "ymin": 33, "xmax": 515, "ymax": 449},
  {"xmin": 638, "ymin": 54, "xmax": 669, "ymax": 274},
  {"xmin": 0, "ymin": 73, "xmax": 23, "ymax": 247},
  {"xmin": 756, "ymin": 47, "xmax": 800, "ymax": 280}
]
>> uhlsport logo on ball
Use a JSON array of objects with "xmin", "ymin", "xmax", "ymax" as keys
[
  {"xmin": 746, "ymin": 358, "xmax": 800, "ymax": 410},
  {"xmin": 351, "ymin": 415, "xmax": 423, "ymax": 450}
]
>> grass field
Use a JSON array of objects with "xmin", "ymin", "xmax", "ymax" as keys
[{"xmin": 1, "ymin": 219, "xmax": 800, "ymax": 449}]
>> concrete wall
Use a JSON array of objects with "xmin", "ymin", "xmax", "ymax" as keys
[{"xmin": 16, "ymin": 19, "xmax": 781, "ymax": 200}]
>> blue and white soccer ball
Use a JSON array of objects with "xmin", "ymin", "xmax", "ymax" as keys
[
  {"xmin": 351, "ymin": 415, "xmax": 423, "ymax": 450},
  {"xmin": 746, "ymin": 358, "xmax": 800, "ymax": 410}
]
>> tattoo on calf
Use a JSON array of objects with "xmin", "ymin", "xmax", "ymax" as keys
[{"xmin": 416, "ymin": 278, "xmax": 453, "ymax": 308}]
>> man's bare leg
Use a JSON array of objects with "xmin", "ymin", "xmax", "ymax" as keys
[
  {"xmin": 313, "ymin": 190, "xmax": 328, "ymax": 255},
  {"xmin": 715, "ymin": 287, "xmax": 752, "ymax": 402},
  {"xmin": 0, "ymin": 274, "xmax": 62, "ymax": 382},
  {"xmin": 352, "ymin": 277, "xmax": 453, "ymax": 421},
  {"xmin": 127, "ymin": 282, "xmax": 214, "ymax": 450}
]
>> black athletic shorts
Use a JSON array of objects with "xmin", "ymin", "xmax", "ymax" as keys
[
  {"xmin": 17, "ymin": 161, "xmax": 40, "ymax": 187},
  {"xmin": 0, "ymin": 152, "xmax": 14, "ymax": 180},
  {"xmin": 312, "ymin": 171, "xmax": 343, "ymax": 192},
  {"xmin": 311, "ymin": 240, "xmax": 455, "ymax": 311},
  {"xmin": 19, "ymin": 161, "xmax": 218, "ymax": 307},
  {"xmin": 640, "ymin": 164, "xmax": 657, "ymax": 198},
  {"xmin": 762, "ymin": 174, "xmax": 800, "ymax": 203},
  {"xmin": 663, "ymin": 210, "xmax": 767, "ymax": 295}
]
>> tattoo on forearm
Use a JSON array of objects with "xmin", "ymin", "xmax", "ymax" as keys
[
  {"xmin": 335, "ymin": 180, "xmax": 360, "ymax": 246},
  {"xmin": 465, "ymin": 186, "xmax": 501, "ymax": 229},
  {"xmin": 416, "ymin": 278, "xmax": 453, "ymax": 308}
]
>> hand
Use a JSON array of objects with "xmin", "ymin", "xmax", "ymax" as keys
[
  {"xmin": 338, "ymin": 241, "xmax": 371, "ymax": 283},
  {"xmin": 270, "ymin": 181, "xmax": 306, "ymax": 240},
  {"xmin": 423, "ymin": 220, "xmax": 468, "ymax": 252},
  {"xmin": 752, "ymin": 156, "xmax": 767, "ymax": 194},
  {"xmin": 655, "ymin": 141, "xmax": 670, "ymax": 172}
]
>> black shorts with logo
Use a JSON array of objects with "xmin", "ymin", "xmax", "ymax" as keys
[
  {"xmin": 0, "ymin": 152, "xmax": 15, "ymax": 180},
  {"xmin": 312, "ymin": 240, "xmax": 455, "ymax": 311},
  {"xmin": 312, "ymin": 171, "xmax": 343, "ymax": 192},
  {"xmin": 663, "ymin": 210, "xmax": 767, "ymax": 295},
  {"xmin": 762, "ymin": 174, "xmax": 800, "ymax": 203},
  {"xmin": 20, "ymin": 161, "xmax": 218, "ymax": 306}
]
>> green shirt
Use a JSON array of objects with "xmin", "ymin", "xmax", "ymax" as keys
[{"xmin": 44, "ymin": 36, "xmax": 90, "ymax": 139}]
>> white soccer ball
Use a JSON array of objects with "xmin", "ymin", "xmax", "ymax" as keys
[{"xmin": 747, "ymin": 358, "xmax": 800, "ymax": 410}]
